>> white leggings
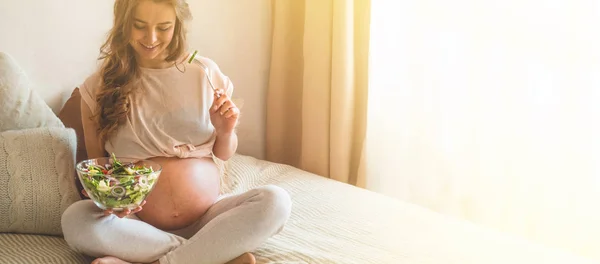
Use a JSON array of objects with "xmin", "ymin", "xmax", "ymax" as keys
[{"xmin": 61, "ymin": 185, "xmax": 292, "ymax": 264}]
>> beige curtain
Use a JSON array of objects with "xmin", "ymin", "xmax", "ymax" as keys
[{"xmin": 266, "ymin": 0, "xmax": 370, "ymax": 186}]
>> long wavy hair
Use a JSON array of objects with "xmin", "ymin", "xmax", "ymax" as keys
[{"xmin": 95, "ymin": 0, "xmax": 192, "ymax": 143}]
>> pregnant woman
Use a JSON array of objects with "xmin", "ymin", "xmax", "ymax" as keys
[{"xmin": 60, "ymin": 0, "xmax": 292, "ymax": 264}]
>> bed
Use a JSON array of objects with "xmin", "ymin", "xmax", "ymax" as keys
[{"xmin": 0, "ymin": 154, "xmax": 595, "ymax": 264}]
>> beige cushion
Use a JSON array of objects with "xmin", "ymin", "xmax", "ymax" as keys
[
  {"xmin": 0, "ymin": 127, "xmax": 81, "ymax": 235},
  {"xmin": 0, "ymin": 52, "xmax": 64, "ymax": 132}
]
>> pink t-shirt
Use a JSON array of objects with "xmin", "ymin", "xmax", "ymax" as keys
[{"xmin": 80, "ymin": 56, "xmax": 234, "ymax": 160}]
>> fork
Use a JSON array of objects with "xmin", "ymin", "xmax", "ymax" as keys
[{"xmin": 188, "ymin": 50, "xmax": 221, "ymax": 98}]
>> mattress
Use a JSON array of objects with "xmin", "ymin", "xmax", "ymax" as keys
[{"xmin": 0, "ymin": 154, "xmax": 595, "ymax": 264}]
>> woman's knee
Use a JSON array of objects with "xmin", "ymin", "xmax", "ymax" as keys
[
  {"xmin": 61, "ymin": 200, "xmax": 103, "ymax": 250},
  {"xmin": 255, "ymin": 185, "xmax": 292, "ymax": 229}
]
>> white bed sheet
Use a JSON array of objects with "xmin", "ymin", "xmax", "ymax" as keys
[{"xmin": 223, "ymin": 155, "xmax": 596, "ymax": 264}]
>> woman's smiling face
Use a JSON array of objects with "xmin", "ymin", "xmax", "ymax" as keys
[{"xmin": 129, "ymin": 0, "xmax": 177, "ymax": 68}]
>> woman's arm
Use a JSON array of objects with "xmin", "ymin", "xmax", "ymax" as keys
[
  {"xmin": 81, "ymin": 98, "xmax": 106, "ymax": 158},
  {"xmin": 212, "ymin": 131, "xmax": 238, "ymax": 161},
  {"xmin": 210, "ymin": 88, "xmax": 240, "ymax": 161}
]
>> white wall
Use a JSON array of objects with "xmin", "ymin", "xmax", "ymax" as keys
[{"xmin": 0, "ymin": 0, "xmax": 271, "ymax": 159}]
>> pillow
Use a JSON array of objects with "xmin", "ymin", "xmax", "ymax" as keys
[
  {"xmin": 0, "ymin": 52, "xmax": 64, "ymax": 132},
  {"xmin": 57, "ymin": 88, "xmax": 88, "ymax": 199},
  {"xmin": 0, "ymin": 127, "xmax": 81, "ymax": 236},
  {"xmin": 58, "ymin": 88, "xmax": 87, "ymax": 164}
]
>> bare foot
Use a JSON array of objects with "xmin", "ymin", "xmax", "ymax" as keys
[
  {"xmin": 225, "ymin": 252, "xmax": 256, "ymax": 264},
  {"xmin": 91, "ymin": 256, "xmax": 159, "ymax": 264},
  {"xmin": 91, "ymin": 256, "xmax": 132, "ymax": 264}
]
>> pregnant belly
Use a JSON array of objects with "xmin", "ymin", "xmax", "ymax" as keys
[{"xmin": 135, "ymin": 156, "xmax": 220, "ymax": 231}]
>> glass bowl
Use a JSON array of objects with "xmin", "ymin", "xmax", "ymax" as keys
[{"xmin": 75, "ymin": 157, "xmax": 162, "ymax": 211}]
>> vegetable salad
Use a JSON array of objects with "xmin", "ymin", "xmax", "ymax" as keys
[{"xmin": 79, "ymin": 154, "xmax": 159, "ymax": 210}]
